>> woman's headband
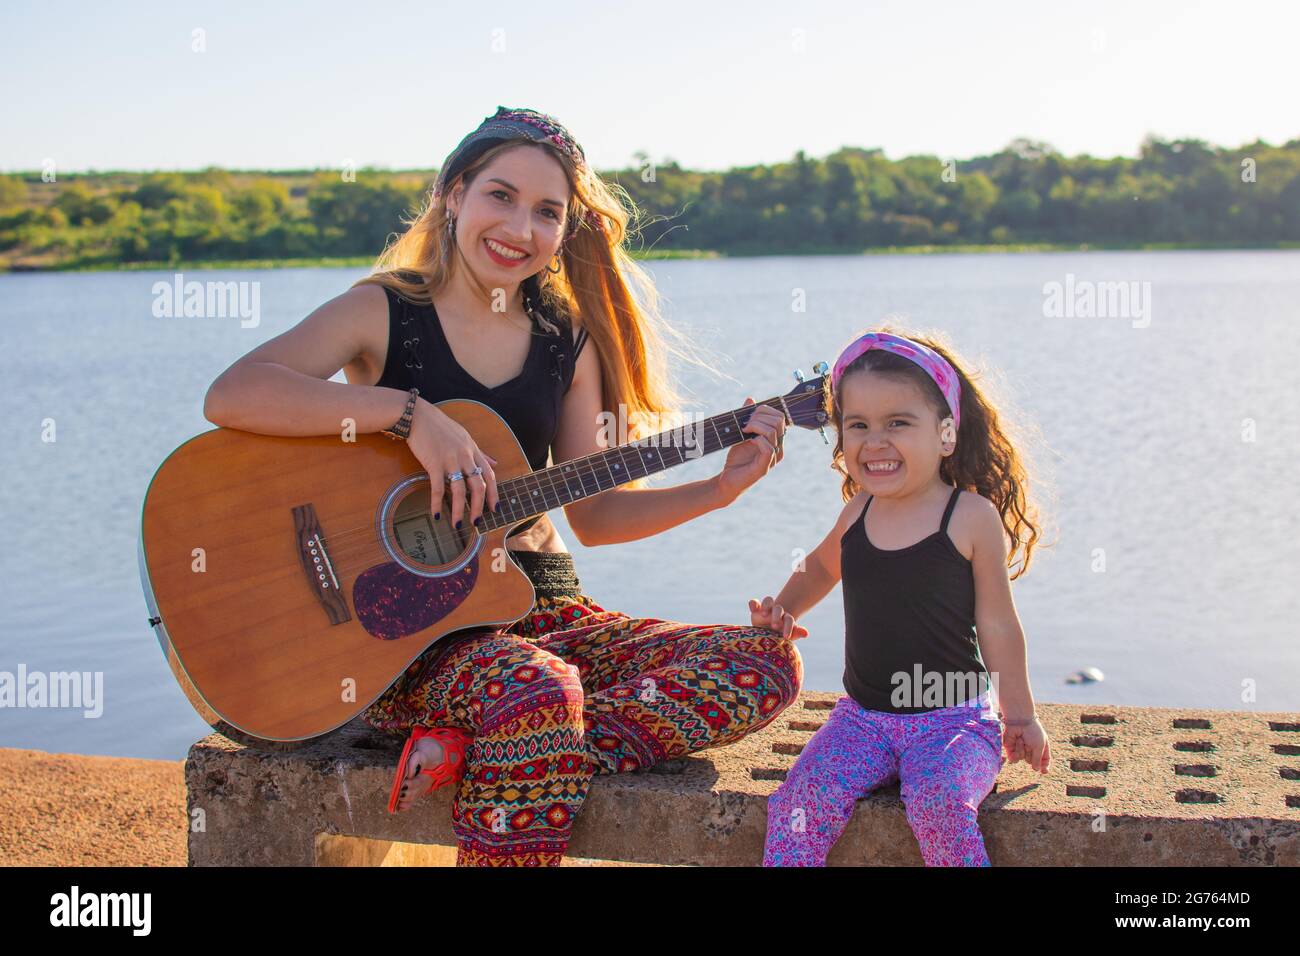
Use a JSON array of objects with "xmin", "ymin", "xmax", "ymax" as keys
[
  {"xmin": 831, "ymin": 331, "xmax": 962, "ymax": 435},
  {"xmin": 433, "ymin": 106, "xmax": 601, "ymax": 238}
]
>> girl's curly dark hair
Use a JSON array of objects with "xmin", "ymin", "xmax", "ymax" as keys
[{"xmin": 828, "ymin": 325, "xmax": 1044, "ymax": 579}]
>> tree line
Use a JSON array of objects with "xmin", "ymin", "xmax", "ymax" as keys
[{"xmin": 1, "ymin": 135, "xmax": 1296, "ymax": 269}]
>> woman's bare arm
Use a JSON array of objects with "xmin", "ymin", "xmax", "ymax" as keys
[
  {"xmin": 553, "ymin": 334, "xmax": 786, "ymax": 547},
  {"xmin": 203, "ymin": 284, "xmax": 409, "ymax": 436}
]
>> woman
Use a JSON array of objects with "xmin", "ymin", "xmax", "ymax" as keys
[{"xmin": 203, "ymin": 106, "xmax": 803, "ymax": 866}]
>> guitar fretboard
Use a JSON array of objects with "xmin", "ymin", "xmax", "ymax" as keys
[{"xmin": 480, "ymin": 398, "xmax": 781, "ymax": 531}]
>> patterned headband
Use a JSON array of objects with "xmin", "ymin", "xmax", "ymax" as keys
[
  {"xmin": 831, "ymin": 331, "xmax": 962, "ymax": 434},
  {"xmin": 433, "ymin": 106, "xmax": 602, "ymax": 238}
]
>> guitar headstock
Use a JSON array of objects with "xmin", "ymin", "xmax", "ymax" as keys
[{"xmin": 779, "ymin": 362, "xmax": 832, "ymax": 440}]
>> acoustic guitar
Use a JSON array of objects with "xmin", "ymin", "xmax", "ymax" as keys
[{"xmin": 139, "ymin": 370, "xmax": 829, "ymax": 749}]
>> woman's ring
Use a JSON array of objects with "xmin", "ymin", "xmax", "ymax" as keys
[
  {"xmin": 469, "ymin": 466, "xmax": 484, "ymax": 477},
  {"xmin": 446, "ymin": 471, "xmax": 465, "ymax": 483}
]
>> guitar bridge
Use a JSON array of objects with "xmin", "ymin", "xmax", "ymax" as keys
[{"xmin": 292, "ymin": 503, "xmax": 351, "ymax": 625}]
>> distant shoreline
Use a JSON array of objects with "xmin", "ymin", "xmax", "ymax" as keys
[{"xmin": 4, "ymin": 241, "xmax": 1298, "ymax": 274}]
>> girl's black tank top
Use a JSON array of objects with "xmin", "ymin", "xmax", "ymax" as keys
[
  {"xmin": 839, "ymin": 486, "xmax": 988, "ymax": 714},
  {"xmin": 372, "ymin": 272, "xmax": 589, "ymax": 535}
]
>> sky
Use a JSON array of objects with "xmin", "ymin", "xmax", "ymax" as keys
[{"xmin": 2, "ymin": 0, "xmax": 1296, "ymax": 174}]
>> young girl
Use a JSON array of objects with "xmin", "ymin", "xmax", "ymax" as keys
[{"xmin": 753, "ymin": 328, "xmax": 1051, "ymax": 867}]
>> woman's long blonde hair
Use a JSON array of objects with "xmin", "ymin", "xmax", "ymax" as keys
[{"xmin": 354, "ymin": 140, "xmax": 705, "ymax": 484}]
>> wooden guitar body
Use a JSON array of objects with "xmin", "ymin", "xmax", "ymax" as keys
[
  {"xmin": 139, "ymin": 371, "xmax": 830, "ymax": 750},
  {"xmin": 139, "ymin": 400, "xmax": 537, "ymax": 746}
]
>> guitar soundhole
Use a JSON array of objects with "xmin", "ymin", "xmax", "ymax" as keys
[{"xmin": 391, "ymin": 484, "xmax": 477, "ymax": 568}]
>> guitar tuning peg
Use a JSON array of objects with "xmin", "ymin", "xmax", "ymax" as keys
[
  {"xmin": 812, "ymin": 360, "xmax": 831, "ymax": 444},
  {"xmin": 794, "ymin": 366, "xmax": 831, "ymax": 443}
]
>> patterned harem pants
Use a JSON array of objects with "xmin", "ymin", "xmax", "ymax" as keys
[{"xmin": 362, "ymin": 591, "xmax": 804, "ymax": 866}]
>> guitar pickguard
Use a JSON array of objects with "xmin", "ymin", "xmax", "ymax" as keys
[{"xmin": 353, "ymin": 560, "xmax": 479, "ymax": 640}]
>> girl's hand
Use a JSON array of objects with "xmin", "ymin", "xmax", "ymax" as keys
[
  {"xmin": 1002, "ymin": 718, "xmax": 1051, "ymax": 774},
  {"xmin": 748, "ymin": 596, "xmax": 808, "ymax": 640},
  {"xmin": 406, "ymin": 397, "xmax": 499, "ymax": 529},
  {"xmin": 715, "ymin": 399, "xmax": 787, "ymax": 503}
]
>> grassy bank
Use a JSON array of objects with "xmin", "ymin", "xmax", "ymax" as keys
[
  {"xmin": 1, "ymin": 247, "xmax": 720, "ymax": 273},
  {"xmin": 4, "ymin": 241, "xmax": 1296, "ymax": 275},
  {"xmin": 6, "ymin": 136, "xmax": 1298, "ymax": 275}
]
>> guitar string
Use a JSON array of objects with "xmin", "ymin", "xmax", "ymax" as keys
[
  {"xmin": 310, "ymin": 387, "xmax": 828, "ymax": 574},
  {"xmin": 310, "ymin": 386, "xmax": 828, "ymax": 564},
  {"xmin": 296, "ymin": 386, "xmax": 827, "ymax": 573},
  {"xmin": 321, "ymin": 421, "xmax": 740, "ymax": 572},
  {"xmin": 308, "ymin": 387, "xmax": 828, "ymax": 573},
  {"xmin": 314, "ymin": 399, "xmax": 779, "ymax": 555},
  {"xmin": 309, "ymin": 387, "xmax": 822, "ymax": 555}
]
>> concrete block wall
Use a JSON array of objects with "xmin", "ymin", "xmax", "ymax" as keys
[{"xmin": 185, "ymin": 693, "xmax": 1300, "ymax": 866}]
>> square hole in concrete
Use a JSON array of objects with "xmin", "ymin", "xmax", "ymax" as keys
[
  {"xmin": 1066, "ymin": 784, "xmax": 1106, "ymax": 798},
  {"xmin": 1069, "ymin": 759, "xmax": 1109, "ymax": 772},
  {"xmin": 1174, "ymin": 789, "xmax": 1223, "ymax": 804}
]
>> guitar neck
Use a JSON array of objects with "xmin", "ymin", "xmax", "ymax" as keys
[{"xmin": 481, "ymin": 395, "xmax": 787, "ymax": 532}]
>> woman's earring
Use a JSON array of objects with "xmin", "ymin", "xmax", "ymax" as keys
[
  {"xmin": 546, "ymin": 249, "xmax": 563, "ymax": 275},
  {"xmin": 441, "ymin": 214, "xmax": 456, "ymax": 266}
]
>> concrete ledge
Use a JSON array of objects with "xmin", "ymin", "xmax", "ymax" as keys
[{"xmin": 186, "ymin": 694, "xmax": 1300, "ymax": 866}]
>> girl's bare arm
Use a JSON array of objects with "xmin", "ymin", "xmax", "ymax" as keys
[
  {"xmin": 770, "ymin": 492, "xmax": 865, "ymax": 621},
  {"xmin": 969, "ymin": 495, "xmax": 1037, "ymax": 722}
]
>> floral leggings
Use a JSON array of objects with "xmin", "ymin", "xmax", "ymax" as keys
[
  {"xmin": 764, "ymin": 693, "xmax": 1005, "ymax": 866},
  {"xmin": 363, "ymin": 592, "xmax": 804, "ymax": 866}
]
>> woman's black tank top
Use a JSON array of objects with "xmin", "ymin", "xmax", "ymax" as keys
[
  {"xmin": 372, "ymin": 272, "xmax": 588, "ymax": 535},
  {"xmin": 839, "ymin": 486, "xmax": 988, "ymax": 714}
]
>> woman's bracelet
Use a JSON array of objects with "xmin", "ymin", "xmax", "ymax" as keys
[{"xmin": 382, "ymin": 387, "xmax": 419, "ymax": 441}]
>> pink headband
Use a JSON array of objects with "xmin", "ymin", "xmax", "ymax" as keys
[{"xmin": 831, "ymin": 331, "xmax": 962, "ymax": 434}]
